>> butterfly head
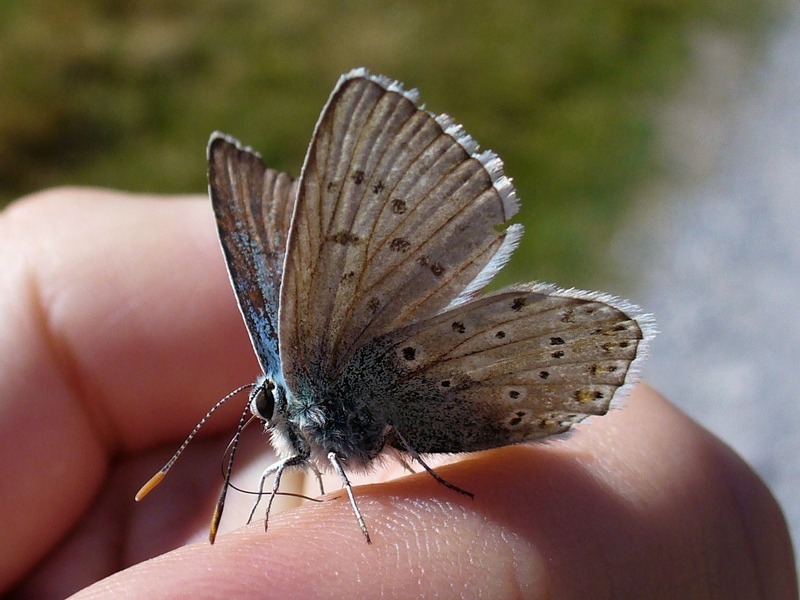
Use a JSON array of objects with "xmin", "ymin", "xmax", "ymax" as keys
[
  {"xmin": 249, "ymin": 376, "xmax": 278, "ymax": 422},
  {"xmin": 248, "ymin": 374, "xmax": 304, "ymax": 463}
]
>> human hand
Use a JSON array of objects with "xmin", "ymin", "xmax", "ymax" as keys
[{"xmin": 1, "ymin": 188, "xmax": 796, "ymax": 599}]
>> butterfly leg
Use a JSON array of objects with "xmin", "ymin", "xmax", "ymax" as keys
[
  {"xmin": 393, "ymin": 429, "xmax": 474, "ymax": 498},
  {"xmin": 327, "ymin": 451, "xmax": 371, "ymax": 544},
  {"xmin": 397, "ymin": 456, "xmax": 416, "ymax": 475},
  {"xmin": 247, "ymin": 455, "xmax": 307, "ymax": 531},
  {"xmin": 308, "ymin": 463, "xmax": 325, "ymax": 495},
  {"xmin": 247, "ymin": 460, "xmax": 279, "ymax": 525}
]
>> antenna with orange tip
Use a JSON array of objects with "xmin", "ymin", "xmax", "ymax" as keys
[{"xmin": 134, "ymin": 384, "xmax": 254, "ymax": 504}]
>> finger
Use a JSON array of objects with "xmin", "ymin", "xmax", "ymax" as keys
[
  {"xmin": 9, "ymin": 430, "xmax": 292, "ymax": 597},
  {"xmin": 70, "ymin": 385, "xmax": 797, "ymax": 599},
  {"xmin": 0, "ymin": 188, "xmax": 259, "ymax": 590}
]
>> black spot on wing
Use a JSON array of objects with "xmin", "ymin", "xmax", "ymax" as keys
[
  {"xmin": 390, "ymin": 238, "xmax": 411, "ymax": 252},
  {"xmin": 328, "ymin": 231, "xmax": 361, "ymax": 245},
  {"xmin": 416, "ymin": 255, "xmax": 446, "ymax": 277},
  {"xmin": 391, "ymin": 198, "xmax": 407, "ymax": 214}
]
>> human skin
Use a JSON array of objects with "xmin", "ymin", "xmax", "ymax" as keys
[{"xmin": 0, "ymin": 188, "xmax": 796, "ymax": 599}]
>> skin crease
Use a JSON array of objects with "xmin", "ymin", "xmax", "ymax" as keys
[{"xmin": 0, "ymin": 188, "xmax": 796, "ymax": 599}]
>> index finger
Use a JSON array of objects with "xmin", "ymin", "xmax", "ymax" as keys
[{"xmin": 0, "ymin": 187, "xmax": 259, "ymax": 589}]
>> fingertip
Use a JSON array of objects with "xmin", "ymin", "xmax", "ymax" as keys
[
  {"xmin": 70, "ymin": 383, "xmax": 798, "ymax": 599},
  {"xmin": 73, "ymin": 483, "xmax": 549, "ymax": 599}
]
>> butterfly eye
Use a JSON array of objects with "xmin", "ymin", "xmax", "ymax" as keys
[{"xmin": 249, "ymin": 380, "xmax": 275, "ymax": 421}]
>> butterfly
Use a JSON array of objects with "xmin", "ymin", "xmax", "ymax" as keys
[{"xmin": 140, "ymin": 68, "xmax": 654, "ymax": 544}]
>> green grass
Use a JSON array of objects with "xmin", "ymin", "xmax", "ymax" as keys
[{"xmin": 0, "ymin": 0, "xmax": 779, "ymax": 288}]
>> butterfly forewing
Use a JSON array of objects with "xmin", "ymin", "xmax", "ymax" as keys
[
  {"xmin": 208, "ymin": 134, "xmax": 297, "ymax": 376},
  {"xmin": 348, "ymin": 285, "xmax": 649, "ymax": 453},
  {"xmin": 280, "ymin": 70, "xmax": 520, "ymax": 385}
]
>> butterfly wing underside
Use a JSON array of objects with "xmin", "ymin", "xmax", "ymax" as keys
[
  {"xmin": 358, "ymin": 285, "xmax": 652, "ymax": 453},
  {"xmin": 208, "ymin": 133, "xmax": 297, "ymax": 376},
  {"xmin": 280, "ymin": 69, "xmax": 521, "ymax": 387}
]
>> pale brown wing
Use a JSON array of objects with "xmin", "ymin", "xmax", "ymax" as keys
[
  {"xmin": 208, "ymin": 133, "xmax": 297, "ymax": 376},
  {"xmin": 280, "ymin": 69, "xmax": 520, "ymax": 386},
  {"xmin": 345, "ymin": 284, "xmax": 654, "ymax": 453}
]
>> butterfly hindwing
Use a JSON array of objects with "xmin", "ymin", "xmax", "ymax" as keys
[
  {"xmin": 280, "ymin": 69, "xmax": 521, "ymax": 387},
  {"xmin": 346, "ymin": 285, "xmax": 651, "ymax": 453},
  {"xmin": 208, "ymin": 133, "xmax": 297, "ymax": 376}
]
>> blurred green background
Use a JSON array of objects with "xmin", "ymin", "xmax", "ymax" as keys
[{"xmin": 0, "ymin": 0, "xmax": 778, "ymax": 288}]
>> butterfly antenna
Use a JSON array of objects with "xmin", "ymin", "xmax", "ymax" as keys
[
  {"xmin": 219, "ymin": 412, "xmax": 259, "ymax": 474},
  {"xmin": 134, "ymin": 383, "xmax": 255, "ymax": 502},
  {"xmin": 209, "ymin": 396, "xmax": 253, "ymax": 544},
  {"xmin": 214, "ymin": 415, "xmax": 316, "ymax": 500}
]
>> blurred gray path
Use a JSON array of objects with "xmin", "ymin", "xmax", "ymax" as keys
[{"xmin": 625, "ymin": 7, "xmax": 800, "ymax": 567}]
